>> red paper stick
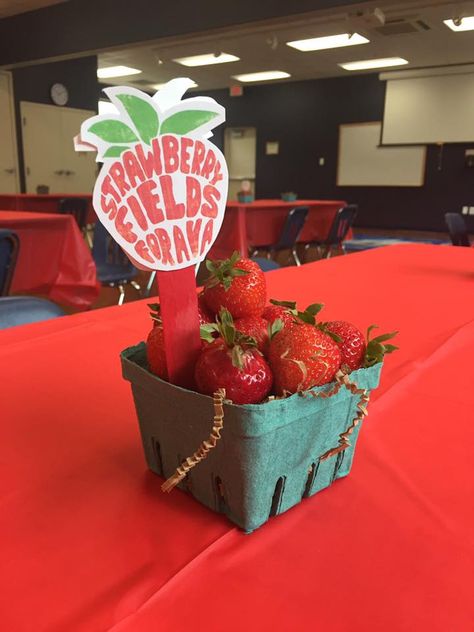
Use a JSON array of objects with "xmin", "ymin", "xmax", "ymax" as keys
[{"xmin": 156, "ymin": 267, "xmax": 202, "ymax": 389}]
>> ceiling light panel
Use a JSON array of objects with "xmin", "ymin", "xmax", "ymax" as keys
[
  {"xmin": 173, "ymin": 53, "xmax": 239, "ymax": 67},
  {"xmin": 97, "ymin": 66, "xmax": 142, "ymax": 79},
  {"xmin": 444, "ymin": 16, "xmax": 474, "ymax": 31},
  {"xmin": 339, "ymin": 57, "xmax": 409, "ymax": 71},
  {"xmin": 287, "ymin": 33, "xmax": 369, "ymax": 52},
  {"xmin": 232, "ymin": 71, "xmax": 291, "ymax": 82}
]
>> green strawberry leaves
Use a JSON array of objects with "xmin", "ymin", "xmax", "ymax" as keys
[
  {"xmin": 161, "ymin": 110, "xmax": 219, "ymax": 135},
  {"xmin": 88, "ymin": 120, "xmax": 138, "ymax": 144},
  {"xmin": 269, "ymin": 318, "xmax": 283, "ymax": 340},
  {"xmin": 205, "ymin": 252, "xmax": 249, "ymax": 291},
  {"xmin": 270, "ymin": 299, "xmax": 297, "ymax": 310},
  {"xmin": 297, "ymin": 303, "xmax": 325, "ymax": 325},
  {"xmin": 147, "ymin": 302, "xmax": 161, "ymax": 323},
  {"xmin": 363, "ymin": 325, "xmax": 399, "ymax": 367},
  {"xmin": 200, "ymin": 323, "xmax": 217, "ymax": 344},
  {"xmin": 115, "ymin": 94, "xmax": 159, "ymax": 144},
  {"xmin": 200, "ymin": 308, "xmax": 258, "ymax": 369}
]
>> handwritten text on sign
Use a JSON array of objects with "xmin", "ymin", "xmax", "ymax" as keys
[{"xmin": 95, "ymin": 133, "xmax": 227, "ymax": 270}]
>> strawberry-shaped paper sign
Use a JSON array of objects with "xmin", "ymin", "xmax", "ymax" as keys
[
  {"xmin": 80, "ymin": 78, "xmax": 228, "ymax": 270},
  {"xmin": 78, "ymin": 78, "xmax": 229, "ymax": 387}
]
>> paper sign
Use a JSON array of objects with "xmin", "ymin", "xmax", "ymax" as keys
[{"xmin": 80, "ymin": 78, "xmax": 228, "ymax": 271}]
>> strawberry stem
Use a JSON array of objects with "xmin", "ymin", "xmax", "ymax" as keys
[
  {"xmin": 363, "ymin": 325, "xmax": 399, "ymax": 367},
  {"xmin": 204, "ymin": 251, "xmax": 249, "ymax": 291}
]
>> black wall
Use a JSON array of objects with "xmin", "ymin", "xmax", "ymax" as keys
[
  {"xmin": 12, "ymin": 56, "xmax": 99, "ymax": 191},
  {"xmin": 0, "ymin": 0, "xmax": 362, "ymax": 66},
  {"xmin": 204, "ymin": 74, "xmax": 474, "ymax": 231}
]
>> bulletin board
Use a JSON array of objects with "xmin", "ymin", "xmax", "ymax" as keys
[{"xmin": 337, "ymin": 122, "xmax": 426, "ymax": 187}]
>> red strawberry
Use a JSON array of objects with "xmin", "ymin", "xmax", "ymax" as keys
[
  {"xmin": 203, "ymin": 251, "xmax": 266, "ymax": 318},
  {"xmin": 197, "ymin": 293, "xmax": 213, "ymax": 325},
  {"xmin": 235, "ymin": 316, "xmax": 269, "ymax": 354},
  {"xmin": 269, "ymin": 322, "xmax": 341, "ymax": 394},
  {"xmin": 195, "ymin": 309, "xmax": 273, "ymax": 404},
  {"xmin": 323, "ymin": 320, "xmax": 366, "ymax": 371},
  {"xmin": 146, "ymin": 322, "xmax": 168, "ymax": 380},
  {"xmin": 262, "ymin": 299, "xmax": 297, "ymax": 328}
]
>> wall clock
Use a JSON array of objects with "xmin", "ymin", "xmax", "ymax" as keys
[{"xmin": 50, "ymin": 83, "xmax": 69, "ymax": 106}]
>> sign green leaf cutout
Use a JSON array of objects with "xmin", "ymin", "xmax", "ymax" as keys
[
  {"xmin": 116, "ymin": 94, "xmax": 159, "ymax": 144},
  {"xmin": 103, "ymin": 146, "xmax": 129, "ymax": 158},
  {"xmin": 160, "ymin": 110, "xmax": 218, "ymax": 135},
  {"xmin": 88, "ymin": 120, "xmax": 138, "ymax": 143}
]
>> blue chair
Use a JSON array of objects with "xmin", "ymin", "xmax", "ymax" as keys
[
  {"xmin": 251, "ymin": 257, "xmax": 281, "ymax": 272},
  {"xmin": 92, "ymin": 221, "xmax": 141, "ymax": 305},
  {"xmin": 0, "ymin": 229, "xmax": 20, "ymax": 296},
  {"xmin": 0, "ymin": 296, "xmax": 65, "ymax": 329},
  {"xmin": 252, "ymin": 206, "xmax": 309, "ymax": 266},
  {"xmin": 445, "ymin": 213, "xmax": 471, "ymax": 247},
  {"xmin": 305, "ymin": 204, "xmax": 358, "ymax": 259}
]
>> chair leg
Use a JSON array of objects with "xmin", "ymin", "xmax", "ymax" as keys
[
  {"xmin": 130, "ymin": 280, "xmax": 141, "ymax": 294},
  {"xmin": 292, "ymin": 246, "xmax": 302, "ymax": 266},
  {"xmin": 145, "ymin": 271, "xmax": 156, "ymax": 298},
  {"xmin": 117, "ymin": 284, "xmax": 126, "ymax": 306}
]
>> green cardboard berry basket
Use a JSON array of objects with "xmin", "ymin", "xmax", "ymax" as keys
[{"xmin": 121, "ymin": 342, "xmax": 382, "ymax": 533}]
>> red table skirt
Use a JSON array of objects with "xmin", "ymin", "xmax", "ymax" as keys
[
  {"xmin": 0, "ymin": 211, "xmax": 99, "ymax": 309},
  {"xmin": 0, "ymin": 194, "xmax": 95, "ymax": 224},
  {"xmin": 0, "ymin": 245, "xmax": 473, "ymax": 631},
  {"xmin": 210, "ymin": 199, "xmax": 348, "ymax": 259}
]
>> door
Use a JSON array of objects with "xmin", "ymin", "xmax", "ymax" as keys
[
  {"xmin": 21, "ymin": 102, "xmax": 96, "ymax": 194},
  {"xmin": 224, "ymin": 127, "xmax": 256, "ymax": 200},
  {"xmin": 0, "ymin": 71, "xmax": 20, "ymax": 193},
  {"xmin": 60, "ymin": 107, "xmax": 98, "ymax": 193}
]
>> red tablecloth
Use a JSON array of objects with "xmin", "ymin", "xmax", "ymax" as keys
[
  {"xmin": 0, "ymin": 211, "xmax": 99, "ymax": 309},
  {"xmin": 210, "ymin": 199, "xmax": 347, "ymax": 258},
  {"xmin": 0, "ymin": 194, "xmax": 95, "ymax": 224},
  {"xmin": 1, "ymin": 245, "xmax": 473, "ymax": 631}
]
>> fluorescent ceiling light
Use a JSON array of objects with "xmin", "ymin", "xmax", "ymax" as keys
[
  {"xmin": 152, "ymin": 81, "xmax": 198, "ymax": 90},
  {"xmin": 232, "ymin": 71, "xmax": 291, "ymax": 83},
  {"xmin": 97, "ymin": 66, "xmax": 142, "ymax": 79},
  {"xmin": 444, "ymin": 16, "xmax": 474, "ymax": 31},
  {"xmin": 173, "ymin": 53, "xmax": 239, "ymax": 67},
  {"xmin": 339, "ymin": 57, "xmax": 409, "ymax": 71},
  {"xmin": 287, "ymin": 32, "xmax": 369, "ymax": 51}
]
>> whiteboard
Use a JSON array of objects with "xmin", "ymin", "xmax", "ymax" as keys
[
  {"xmin": 337, "ymin": 122, "xmax": 426, "ymax": 187},
  {"xmin": 382, "ymin": 72, "xmax": 474, "ymax": 144}
]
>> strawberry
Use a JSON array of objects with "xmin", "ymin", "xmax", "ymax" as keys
[
  {"xmin": 323, "ymin": 320, "xmax": 366, "ymax": 372},
  {"xmin": 269, "ymin": 322, "xmax": 341, "ymax": 394},
  {"xmin": 197, "ymin": 292, "xmax": 213, "ymax": 325},
  {"xmin": 262, "ymin": 299, "xmax": 297, "ymax": 328},
  {"xmin": 146, "ymin": 304, "xmax": 168, "ymax": 380},
  {"xmin": 203, "ymin": 251, "xmax": 266, "ymax": 318},
  {"xmin": 196, "ymin": 309, "xmax": 273, "ymax": 404},
  {"xmin": 234, "ymin": 316, "xmax": 270, "ymax": 354}
]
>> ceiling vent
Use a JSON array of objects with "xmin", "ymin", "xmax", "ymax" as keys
[{"xmin": 374, "ymin": 18, "xmax": 431, "ymax": 35}]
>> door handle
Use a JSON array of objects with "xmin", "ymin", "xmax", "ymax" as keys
[
  {"xmin": 4, "ymin": 168, "xmax": 15, "ymax": 174},
  {"xmin": 54, "ymin": 170, "xmax": 64, "ymax": 175},
  {"xmin": 64, "ymin": 170, "xmax": 76, "ymax": 176}
]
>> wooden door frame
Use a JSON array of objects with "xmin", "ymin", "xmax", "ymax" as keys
[{"xmin": 0, "ymin": 70, "xmax": 20, "ymax": 193}]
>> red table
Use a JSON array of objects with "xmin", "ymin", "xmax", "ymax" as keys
[
  {"xmin": 0, "ymin": 211, "xmax": 99, "ymax": 310},
  {"xmin": 0, "ymin": 193, "xmax": 95, "ymax": 224},
  {"xmin": 210, "ymin": 199, "xmax": 347, "ymax": 258},
  {"xmin": 1, "ymin": 245, "xmax": 473, "ymax": 631}
]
